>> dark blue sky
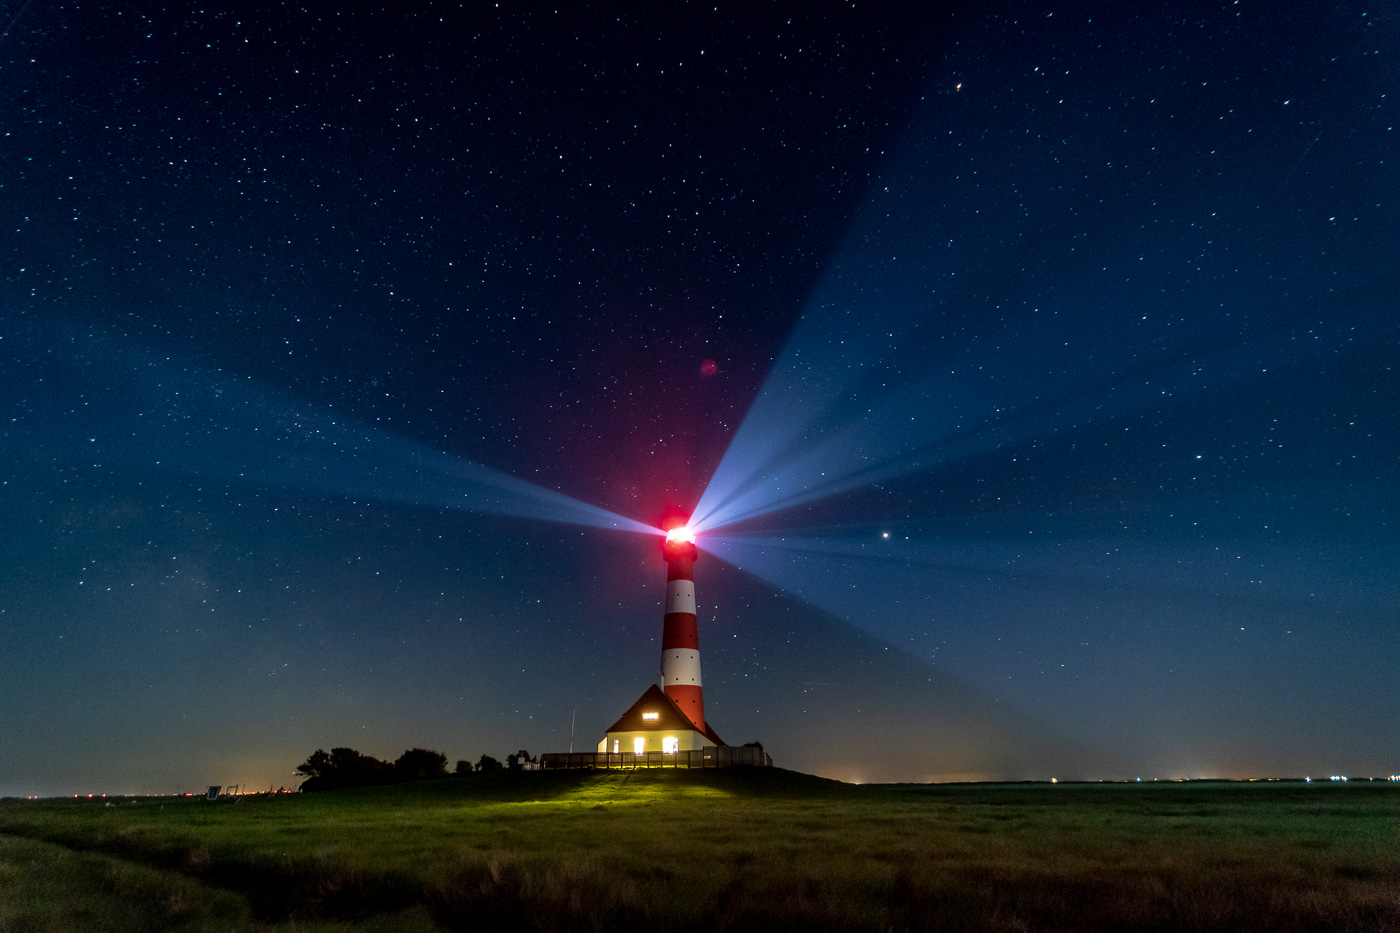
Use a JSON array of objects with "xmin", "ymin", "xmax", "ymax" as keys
[{"xmin": 2, "ymin": 1, "xmax": 1396, "ymax": 794}]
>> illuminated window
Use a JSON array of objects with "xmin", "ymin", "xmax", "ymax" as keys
[
  {"xmin": 641, "ymin": 712, "xmax": 659, "ymax": 720},
  {"xmin": 662, "ymin": 736, "xmax": 678, "ymax": 754},
  {"xmin": 634, "ymin": 737, "xmax": 645, "ymax": 756},
  {"xmin": 612, "ymin": 739, "xmax": 619, "ymax": 754}
]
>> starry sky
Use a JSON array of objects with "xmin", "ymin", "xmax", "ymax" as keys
[{"xmin": 2, "ymin": 1, "xmax": 1397, "ymax": 795}]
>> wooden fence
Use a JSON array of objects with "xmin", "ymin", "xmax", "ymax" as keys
[{"xmin": 540, "ymin": 746, "xmax": 772, "ymax": 770}]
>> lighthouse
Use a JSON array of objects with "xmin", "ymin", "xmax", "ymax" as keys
[
  {"xmin": 598, "ymin": 522, "xmax": 724, "ymax": 755},
  {"xmin": 541, "ymin": 518, "xmax": 771, "ymax": 769},
  {"xmin": 659, "ymin": 524, "xmax": 706, "ymax": 732}
]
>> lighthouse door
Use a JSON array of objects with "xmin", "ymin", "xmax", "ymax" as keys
[{"xmin": 634, "ymin": 737, "xmax": 645, "ymax": 756}]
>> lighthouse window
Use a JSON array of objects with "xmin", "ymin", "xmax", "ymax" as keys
[
  {"xmin": 642, "ymin": 711, "xmax": 659, "ymax": 720},
  {"xmin": 662, "ymin": 737, "xmax": 678, "ymax": 754},
  {"xmin": 634, "ymin": 737, "xmax": 645, "ymax": 756}
]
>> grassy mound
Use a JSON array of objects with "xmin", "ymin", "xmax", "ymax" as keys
[{"xmin": 3, "ymin": 772, "xmax": 1397, "ymax": 931}]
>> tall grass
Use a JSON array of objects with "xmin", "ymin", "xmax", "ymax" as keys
[
  {"xmin": 2, "ymin": 772, "xmax": 1396, "ymax": 931},
  {"xmin": 0, "ymin": 832, "xmax": 442, "ymax": 932}
]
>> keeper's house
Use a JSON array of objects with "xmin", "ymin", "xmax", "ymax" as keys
[{"xmin": 597, "ymin": 684, "xmax": 723, "ymax": 756}]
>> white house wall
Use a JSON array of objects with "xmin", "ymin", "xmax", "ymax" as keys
[{"xmin": 599, "ymin": 728, "xmax": 711, "ymax": 754}]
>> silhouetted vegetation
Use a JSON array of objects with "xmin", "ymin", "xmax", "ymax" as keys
[
  {"xmin": 294, "ymin": 748, "xmax": 389, "ymax": 791},
  {"xmin": 475, "ymin": 754, "xmax": 502, "ymax": 773},
  {"xmin": 393, "ymin": 748, "xmax": 448, "ymax": 781},
  {"xmin": 295, "ymin": 746, "xmax": 449, "ymax": 791}
]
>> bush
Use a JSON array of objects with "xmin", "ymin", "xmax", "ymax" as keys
[
  {"xmin": 295, "ymin": 747, "xmax": 391, "ymax": 791},
  {"xmin": 395, "ymin": 749, "xmax": 448, "ymax": 781},
  {"xmin": 297, "ymin": 746, "xmax": 449, "ymax": 790}
]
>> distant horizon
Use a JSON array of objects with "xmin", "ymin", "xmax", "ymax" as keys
[{"xmin": 10, "ymin": 763, "xmax": 1400, "ymax": 802}]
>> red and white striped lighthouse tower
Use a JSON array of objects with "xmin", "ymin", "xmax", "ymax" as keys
[{"xmin": 660, "ymin": 524, "xmax": 706, "ymax": 734}]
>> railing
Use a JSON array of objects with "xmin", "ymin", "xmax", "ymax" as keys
[{"xmin": 539, "ymin": 746, "xmax": 772, "ymax": 770}]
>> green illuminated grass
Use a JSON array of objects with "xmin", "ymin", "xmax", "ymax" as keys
[{"xmin": 2, "ymin": 771, "xmax": 1397, "ymax": 931}]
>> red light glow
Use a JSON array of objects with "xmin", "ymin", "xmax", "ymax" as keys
[{"xmin": 665, "ymin": 525, "xmax": 696, "ymax": 545}]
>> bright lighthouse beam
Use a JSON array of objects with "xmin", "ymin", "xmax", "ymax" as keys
[
  {"xmin": 686, "ymin": 89, "xmax": 1364, "ymax": 538},
  {"xmin": 12, "ymin": 324, "xmax": 656, "ymax": 536}
]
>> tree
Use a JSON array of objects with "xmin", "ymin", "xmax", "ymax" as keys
[
  {"xmin": 476, "ymin": 754, "xmax": 503, "ymax": 773},
  {"xmin": 394, "ymin": 748, "xmax": 448, "ymax": 781},
  {"xmin": 295, "ymin": 749, "xmax": 332, "ymax": 781},
  {"xmin": 296, "ymin": 747, "xmax": 389, "ymax": 791},
  {"xmin": 454, "ymin": 759, "xmax": 473, "ymax": 775},
  {"xmin": 329, "ymin": 747, "xmax": 389, "ymax": 784}
]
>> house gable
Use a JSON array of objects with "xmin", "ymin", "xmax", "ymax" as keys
[{"xmin": 605, "ymin": 684, "xmax": 724, "ymax": 746}]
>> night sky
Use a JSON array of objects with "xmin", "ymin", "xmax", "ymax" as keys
[{"xmin": 3, "ymin": 2, "xmax": 1397, "ymax": 795}]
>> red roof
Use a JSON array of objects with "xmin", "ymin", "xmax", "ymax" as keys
[{"xmin": 604, "ymin": 684, "xmax": 725, "ymax": 746}]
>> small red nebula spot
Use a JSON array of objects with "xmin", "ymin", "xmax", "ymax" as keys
[{"xmin": 700, "ymin": 358, "xmax": 718, "ymax": 376}]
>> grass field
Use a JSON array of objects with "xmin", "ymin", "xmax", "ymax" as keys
[{"xmin": 1, "ymin": 769, "xmax": 1397, "ymax": 932}]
